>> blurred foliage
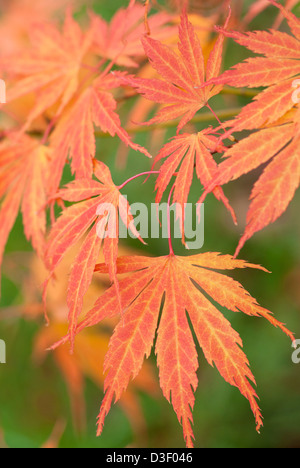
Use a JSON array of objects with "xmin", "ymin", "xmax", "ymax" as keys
[{"xmin": 0, "ymin": 0, "xmax": 299, "ymax": 449}]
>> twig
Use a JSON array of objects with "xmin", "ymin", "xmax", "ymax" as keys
[{"xmin": 94, "ymin": 107, "xmax": 242, "ymax": 137}]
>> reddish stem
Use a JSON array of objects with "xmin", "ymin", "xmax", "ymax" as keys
[
  {"xmin": 206, "ymin": 102, "xmax": 225, "ymax": 129},
  {"xmin": 167, "ymin": 184, "xmax": 176, "ymax": 255},
  {"xmin": 144, "ymin": 0, "xmax": 151, "ymax": 35},
  {"xmin": 118, "ymin": 170, "xmax": 160, "ymax": 190},
  {"xmin": 206, "ymin": 102, "xmax": 236, "ymax": 143},
  {"xmin": 41, "ymin": 117, "xmax": 58, "ymax": 145}
]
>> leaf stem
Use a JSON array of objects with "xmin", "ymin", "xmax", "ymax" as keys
[
  {"xmin": 24, "ymin": 108, "xmax": 243, "ymax": 142},
  {"xmin": 118, "ymin": 170, "xmax": 160, "ymax": 190},
  {"xmin": 95, "ymin": 107, "xmax": 242, "ymax": 137}
]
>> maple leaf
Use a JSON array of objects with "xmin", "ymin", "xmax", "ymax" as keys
[
  {"xmin": 2, "ymin": 10, "xmax": 94, "ymax": 132},
  {"xmin": 199, "ymin": 1, "xmax": 300, "ymax": 134},
  {"xmin": 51, "ymin": 252, "xmax": 293, "ymax": 448},
  {"xmin": 122, "ymin": 9, "xmax": 230, "ymax": 133},
  {"xmin": 198, "ymin": 2, "xmax": 300, "ymax": 255},
  {"xmin": 45, "ymin": 161, "xmax": 144, "ymax": 349},
  {"xmin": 152, "ymin": 129, "xmax": 236, "ymax": 225},
  {"xmin": 200, "ymin": 124, "xmax": 300, "ymax": 256},
  {"xmin": 115, "ymin": 12, "xmax": 217, "ymax": 168},
  {"xmin": 0, "ymin": 133, "xmax": 51, "ymax": 287},
  {"xmin": 48, "ymin": 72, "xmax": 151, "ymax": 194},
  {"xmin": 91, "ymin": 3, "xmax": 174, "ymax": 68}
]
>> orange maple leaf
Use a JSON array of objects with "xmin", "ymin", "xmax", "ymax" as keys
[
  {"xmin": 200, "ymin": 124, "xmax": 300, "ymax": 257},
  {"xmin": 0, "ymin": 133, "xmax": 51, "ymax": 286},
  {"xmin": 152, "ymin": 130, "xmax": 236, "ymax": 224},
  {"xmin": 199, "ymin": 1, "xmax": 300, "ymax": 255},
  {"xmin": 0, "ymin": 0, "xmax": 89, "ymax": 59},
  {"xmin": 3, "ymin": 10, "xmax": 94, "ymax": 132},
  {"xmin": 45, "ymin": 161, "xmax": 144, "ymax": 348},
  {"xmin": 51, "ymin": 252, "xmax": 293, "ymax": 448},
  {"xmin": 122, "ymin": 9, "xmax": 230, "ymax": 133},
  {"xmin": 91, "ymin": 3, "xmax": 174, "ymax": 68},
  {"xmin": 48, "ymin": 72, "xmax": 151, "ymax": 193}
]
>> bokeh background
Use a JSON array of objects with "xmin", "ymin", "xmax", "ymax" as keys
[{"xmin": 0, "ymin": 0, "xmax": 299, "ymax": 448}]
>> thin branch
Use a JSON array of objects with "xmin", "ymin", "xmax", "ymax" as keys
[
  {"xmin": 94, "ymin": 107, "xmax": 242, "ymax": 137},
  {"xmin": 144, "ymin": 0, "xmax": 151, "ymax": 35},
  {"xmin": 220, "ymin": 87, "xmax": 259, "ymax": 98},
  {"xmin": 10, "ymin": 108, "xmax": 242, "ymax": 142}
]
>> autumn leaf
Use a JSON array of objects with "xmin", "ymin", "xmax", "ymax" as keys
[
  {"xmin": 200, "ymin": 124, "xmax": 300, "ymax": 256},
  {"xmin": 45, "ymin": 161, "xmax": 144, "ymax": 349},
  {"xmin": 115, "ymin": 12, "xmax": 217, "ymax": 168},
  {"xmin": 122, "ymin": 9, "xmax": 230, "ymax": 133},
  {"xmin": 198, "ymin": 1, "xmax": 300, "ymax": 255},
  {"xmin": 152, "ymin": 129, "xmax": 236, "ymax": 225},
  {"xmin": 91, "ymin": 3, "xmax": 174, "ymax": 68},
  {"xmin": 51, "ymin": 252, "xmax": 293, "ymax": 448},
  {"xmin": 2, "ymin": 9, "xmax": 94, "ymax": 132},
  {"xmin": 205, "ymin": 6, "xmax": 300, "ymax": 132},
  {"xmin": 0, "ymin": 0, "xmax": 298, "ymax": 449},
  {"xmin": 198, "ymin": 1, "xmax": 300, "ymax": 133},
  {"xmin": 0, "ymin": 133, "xmax": 51, "ymax": 287},
  {"xmin": 48, "ymin": 72, "xmax": 151, "ymax": 194},
  {"xmin": 0, "ymin": 0, "xmax": 88, "ymax": 59}
]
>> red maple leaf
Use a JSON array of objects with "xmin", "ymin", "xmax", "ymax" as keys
[
  {"xmin": 51, "ymin": 252, "xmax": 294, "ymax": 448},
  {"xmin": 0, "ymin": 133, "xmax": 51, "ymax": 286},
  {"xmin": 122, "ymin": 9, "xmax": 231, "ymax": 133},
  {"xmin": 198, "ymin": 1, "xmax": 300, "ymax": 255},
  {"xmin": 48, "ymin": 72, "xmax": 151, "ymax": 195},
  {"xmin": 152, "ymin": 130, "xmax": 236, "ymax": 226}
]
